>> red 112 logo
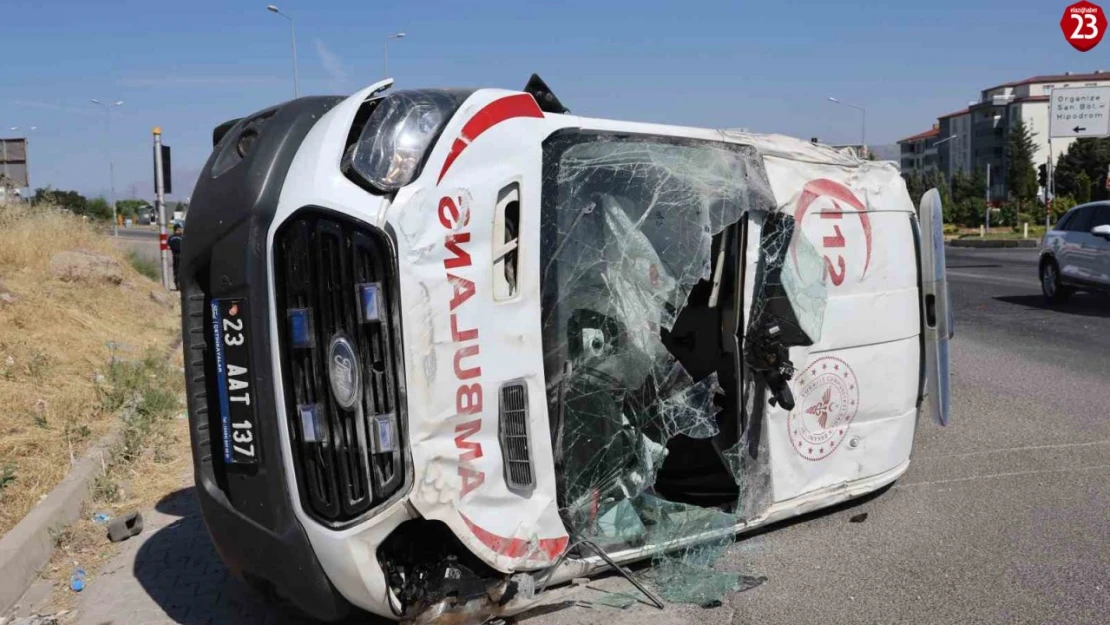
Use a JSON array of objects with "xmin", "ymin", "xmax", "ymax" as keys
[
  {"xmin": 1061, "ymin": 1, "xmax": 1106, "ymax": 52},
  {"xmin": 791, "ymin": 179, "xmax": 872, "ymax": 288}
]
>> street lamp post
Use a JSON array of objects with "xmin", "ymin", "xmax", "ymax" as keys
[
  {"xmin": 827, "ymin": 97, "xmax": 867, "ymax": 158},
  {"xmin": 91, "ymin": 99, "xmax": 124, "ymax": 236},
  {"xmin": 933, "ymin": 133, "xmax": 959, "ymax": 177},
  {"xmin": 384, "ymin": 32, "xmax": 406, "ymax": 79},
  {"xmin": 267, "ymin": 5, "xmax": 299, "ymax": 98}
]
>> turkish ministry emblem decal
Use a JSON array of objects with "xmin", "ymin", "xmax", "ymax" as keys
[
  {"xmin": 787, "ymin": 356, "xmax": 860, "ymax": 461},
  {"xmin": 1061, "ymin": 1, "xmax": 1106, "ymax": 52}
]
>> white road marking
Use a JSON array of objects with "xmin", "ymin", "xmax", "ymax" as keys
[
  {"xmin": 917, "ymin": 439, "xmax": 1110, "ymax": 460},
  {"xmin": 895, "ymin": 463, "xmax": 1110, "ymax": 489},
  {"xmin": 947, "ymin": 270, "xmax": 1039, "ymax": 288}
]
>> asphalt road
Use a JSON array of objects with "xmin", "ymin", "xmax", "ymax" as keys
[
  {"xmin": 528, "ymin": 246, "xmax": 1110, "ymax": 625},
  {"xmin": 112, "ymin": 226, "xmax": 161, "ymax": 241}
]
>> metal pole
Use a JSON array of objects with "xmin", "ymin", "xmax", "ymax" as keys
[
  {"xmin": 1047, "ymin": 139, "xmax": 1054, "ymax": 230},
  {"xmin": 383, "ymin": 33, "xmax": 405, "ymax": 80},
  {"xmin": 290, "ymin": 18, "xmax": 299, "ymax": 97},
  {"xmin": 985, "ymin": 163, "xmax": 991, "ymax": 233},
  {"xmin": 154, "ymin": 127, "xmax": 171, "ymax": 290},
  {"xmin": 107, "ymin": 108, "xmax": 117, "ymax": 235}
]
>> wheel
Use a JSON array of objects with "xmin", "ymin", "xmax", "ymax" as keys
[{"xmin": 1041, "ymin": 260, "xmax": 1073, "ymax": 303}]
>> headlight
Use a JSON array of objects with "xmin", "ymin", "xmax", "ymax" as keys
[{"xmin": 342, "ymin": 89, "xmax": 471, "ymax": 193}]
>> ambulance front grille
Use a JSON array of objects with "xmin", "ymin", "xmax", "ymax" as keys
[{"xmin": 274, "ymin": 211, "xmax": 405, "ymax": 526}]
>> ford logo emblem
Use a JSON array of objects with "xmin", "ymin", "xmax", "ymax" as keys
[{"xmin": 327, "ymin": 335, "xmax": 361, "ymax": 410}]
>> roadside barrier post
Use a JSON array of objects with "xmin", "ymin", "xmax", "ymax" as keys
[{"xmin": 153, "ymin": 128, "xmax": 171, "ymax": 291}]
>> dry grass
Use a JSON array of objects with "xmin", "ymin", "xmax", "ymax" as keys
[{"xmin": 0, "ymin": 203, "xmax": 182, "ymax": 537}]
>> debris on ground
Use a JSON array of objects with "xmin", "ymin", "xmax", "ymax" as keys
[
  {"xmin": 850, "ymin": 512, "xmax": 869, "ymax": 523},
  {"xmin": 48, "ymin": 250, "xmax": 124, "ymax": 285},
  {"xmin": 3, "ymin": 612, "xmax": 66, "ymax": 625},
  {"xmin": 589, "ymin": 589, "xmax": 639, "ymax": 610},
  {"xmin": 69, "ymin": 568, "xmax": 86, "ymax": 592},
  {"xmin": 91, "ymin": 512, "xmax": 110, "ymax": 525},
  {"xmin": 106, "ymin": 511, "xmax": 143, "ymax": 543}
]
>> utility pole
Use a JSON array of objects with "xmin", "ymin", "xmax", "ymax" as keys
[
  {"xmin": 267, "ymin": 5, "xmax": 299, "ymax": 98},
  {"xmin": 154, "ymin": 127, "xmax": 171, "ymax": 290},
  {"xmin": 1047, "ymin": 140, "xmax": 1054, "ymax": 230},
  {"xmin": 91, "ymin": 99, "xmax": 124, "ymax": 235},
  {"xmin": 827, "ymin": 97, "xmax": 867, "ymax": 158},
  {"xmin": 985, "ymin": 163, "xmax": 991, "ymax": 233},
  {"xmin": 383, "ymin": 32, "xmax": 406, "ymax": 78}
]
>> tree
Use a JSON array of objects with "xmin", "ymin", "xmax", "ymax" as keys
[
  {"xmin": 32, "ymin": 187, "xmax": 89, "ymax": 214},
  {"xmin": 1051, "ymin": 195, "xmax": 1078, "ymax": 222},
  {"xmin": 950, "ymin": 171, "xmax": 971, "ymax": 204},
  {"xmin": 952, "ymin": 197, "xmax": 987, "ymax": 228},
  {"xmin": 1053, "ymin": 137, "xmax": 1110, "ymax": 201},
  {"xmin": 115, "ymin": 198, "xmax": 149, "ymax": 219},
  {"xmin": 1075, "ymin": 170, "xmax": 1092, "ymax": 204},
  {"xmin": 86, "ymin": 197, "xmax": 113, "ymax": 221},
  {"xmin": 969, "ymin": 166, "xmax": 987, "ymax": 202},
  {"xmin": 903, "ymin": 171, "xmax": 927, "ymax": 205},
  {"xmin": 1007, "ymin": 119, "xmax": 1038, "ymax": 209}
]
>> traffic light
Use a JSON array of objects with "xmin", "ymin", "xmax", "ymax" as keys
[{"xmin": 1038, "ymin": 163, "xmax": 1048, "ymax": 188}]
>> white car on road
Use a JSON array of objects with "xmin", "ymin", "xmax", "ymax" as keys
[{"xmin": 1040, "ymin": 201, "xmax": 1110, "ymax": 302}]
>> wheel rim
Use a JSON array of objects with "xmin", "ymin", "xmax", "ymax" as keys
[{"xmin": 1043, "ymin": 264, "xmax": 1057, "ymax": 296}]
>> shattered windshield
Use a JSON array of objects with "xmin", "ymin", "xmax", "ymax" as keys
[{"xmin": 539, "ymin": 131, "xmax": 827, "ymax": 603}]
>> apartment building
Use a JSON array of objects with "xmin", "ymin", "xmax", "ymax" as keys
[
  {"xmin": 898, "ymin": 127, "xmax": 939, "ymax": 174},
  {"xmin": 900, "ymin": 71, "xmax": 1110, "ymax": 200}
]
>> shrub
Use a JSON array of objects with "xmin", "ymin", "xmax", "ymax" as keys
[{"xmin": 127, "ymin": 250, "xmax": 159, "ymax": 281}]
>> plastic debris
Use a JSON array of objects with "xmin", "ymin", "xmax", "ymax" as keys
[
  {"xmin": 107, "ymin": 511, "xmax": 143, "ymax": 542},
  {"xmin": 91, "ymin": 512, "xmax": 110, "ymax": 525},
  {"xmin": 69, "ymin": 568, "xmax": 86, "ymax": 592}
]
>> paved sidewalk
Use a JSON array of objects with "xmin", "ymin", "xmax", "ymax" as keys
[{"xmin": 73, "ymin": 482, "xmax": 312, "ymax": 625}]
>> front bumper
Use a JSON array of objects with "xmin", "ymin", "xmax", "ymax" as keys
[{"xmin": 181, "ymin": 96, "xmax": 356, "ymax": 622}]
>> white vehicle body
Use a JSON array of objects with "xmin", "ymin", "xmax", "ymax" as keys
[{"xmin": 183, "ymin": 78, "xmax": 951, "ymax": 623}]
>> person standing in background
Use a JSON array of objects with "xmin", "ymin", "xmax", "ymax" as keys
[{"xmin": 168, "ymin": 224, "xmax": 183, "ymax": 289}]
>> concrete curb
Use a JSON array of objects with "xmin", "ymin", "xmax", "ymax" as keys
[
  {"xmin": 948, "ymin": 239, "xmax": 1039, "ymax": 248},
  {"xmin": 0, "ymin": 430, "xmax": 121, "ymax": 615}
]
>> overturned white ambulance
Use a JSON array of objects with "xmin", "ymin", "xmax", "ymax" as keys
[{"xmin": 181, "ymin": 75, "xmax": 951, "ymax": 623}]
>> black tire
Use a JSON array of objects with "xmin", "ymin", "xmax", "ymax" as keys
[{"xmin": 1041, "ymin": 259, "xmax": 1073, "ymax": 303}]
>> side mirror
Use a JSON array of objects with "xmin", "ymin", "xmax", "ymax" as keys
[{"xmin": 1091, "ymin": 224, "xmax": 1110, "ymax": 239}]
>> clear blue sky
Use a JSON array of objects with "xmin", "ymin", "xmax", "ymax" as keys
[{"xmin": 0, "ymin": 0, "xmax": 1099, "ymax": 199}]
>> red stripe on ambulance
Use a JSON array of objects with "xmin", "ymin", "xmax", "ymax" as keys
[{"xmin": 437, "ymin": 93, "xmax": 544, "ymax": 184}]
